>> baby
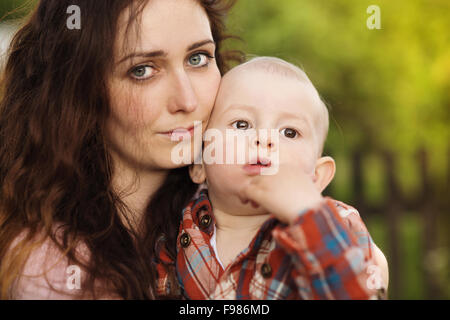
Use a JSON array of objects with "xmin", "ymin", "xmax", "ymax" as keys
[{"xmin": 170, "ymin": 57, "xmax": 388, "ymax": 299}]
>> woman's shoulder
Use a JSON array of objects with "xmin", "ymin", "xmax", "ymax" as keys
[
  {"xmin": 8, "ymin": 227, "xmax": 86, "ymax": 299},
  {"xmin": 8, "ymin": 226, "xmax": 118, "ymax": 299}
]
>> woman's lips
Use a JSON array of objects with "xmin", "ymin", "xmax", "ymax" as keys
[{"xmin": 160, "ymin": 126, "xmax": 195, "ymax": 140}]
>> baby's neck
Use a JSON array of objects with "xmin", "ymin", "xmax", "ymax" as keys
[
  {"xmin": 213, "ymin": 208, "xmax": 270, "ymax": 269},
  {"xmin": 214, "ymin": 209, "xmax": 269, "ymax": 233}
]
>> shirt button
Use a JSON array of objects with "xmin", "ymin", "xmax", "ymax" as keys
[
  {"xmin": 261, "ymin": 263, "xmax": 272, "ymax": 278},
  {"xmin": 199, "ymin": 214, "xmax": 212, "ymax": 229},
  {"xmin": 180, "ymin": 233, "xmax": 191, "ymax": 248}
]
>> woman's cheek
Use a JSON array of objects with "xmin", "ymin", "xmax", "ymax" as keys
[
  {"xmin": 109, "ymin": 82, "xmax": 156, "ymax": 131},
  {"xmin": 198, "ymin": 68, "xmax": 222, "ymax": 116}
]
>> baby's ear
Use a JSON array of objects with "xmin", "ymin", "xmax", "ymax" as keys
[
  {"xmin": 189, "ymin": 164, "xmax": 206, "ymax": 184},
  {"xmin": 313, "ymin": 156, "xmax": 336, "ymax": 193}
]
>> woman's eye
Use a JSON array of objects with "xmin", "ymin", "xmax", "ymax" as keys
[
  {"xmin": 130, "ymin": 65, "xmax": 155, "ymax": 80},
  {"xmin": 188, "ymin": 53, "xmax": 212, "ymax": 67},
  {"xmin": 280, "ymin": 128, "xmax": 298, "ymax": 138},
  {"xmin": 232, "ymin": 120, "xmax": 251, "ymax": 130}
]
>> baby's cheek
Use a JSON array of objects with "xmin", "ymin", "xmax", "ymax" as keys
[
  {"xmin": 205, "ymin": 130, "xmax": 254, "ymax": 165},
  {"xmin": 205, "ymin": 163, "xmax": 232, "ymax": 181},
  {"xmin": 204, "ymin": 163, "xmax": 242, "ymax": 192},
  {"xmin": 279, "ymin": 143, "xmax": 316, "ymax": 173}
]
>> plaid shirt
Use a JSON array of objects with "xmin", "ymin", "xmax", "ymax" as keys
[{"xmin": 157, "ymin": 189, "xmax": 386, "ymax": 300}]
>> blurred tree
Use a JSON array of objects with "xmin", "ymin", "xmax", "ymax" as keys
[{"xmin": 0, "ymin": 0, "xmax": 34, "ymax": 21}]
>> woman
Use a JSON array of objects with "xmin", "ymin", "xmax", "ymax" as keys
[{"xmin": 0, "ymin": 0, "xmax": 240, "ymax": 299}]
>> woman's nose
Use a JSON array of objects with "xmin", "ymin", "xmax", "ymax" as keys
[{"xmin": 167, "ymin": 71, "xmax": 198, "ymax": 114}]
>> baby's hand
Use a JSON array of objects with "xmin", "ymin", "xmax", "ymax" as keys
[{"xmin": 240, "ymin": 164, "xmax": 324, "ymax": 224}]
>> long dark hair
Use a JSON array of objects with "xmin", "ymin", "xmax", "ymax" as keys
[{"xmin": 0, "ymin": 0, "xmax": 241, "ymax": 299}]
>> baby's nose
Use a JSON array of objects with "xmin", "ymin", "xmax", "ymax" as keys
[
  {"xmin": 255, "ymin": 139, "xmax": 274, "ymax": 148},
  {"xmin": 255, "ymin": 129, "xmax": 277, "ymax": 149}
]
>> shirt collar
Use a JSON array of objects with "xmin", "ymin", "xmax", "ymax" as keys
[
  {"xmin": 186, "ymin": 188, "xmax": 215, "ymax": 236},
  {"xmin": 183, "ymin": 187, "xmax": 280, "ymax": 256}
]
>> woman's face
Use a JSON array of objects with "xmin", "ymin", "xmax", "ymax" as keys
[{"xmin": 106, "ymin": 0, "xmax": 221, "ymax": 170}]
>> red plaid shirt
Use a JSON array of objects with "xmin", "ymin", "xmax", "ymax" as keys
[{"xmin": 157, "ymin": 189, "xmax": 387, "ymax": 300}]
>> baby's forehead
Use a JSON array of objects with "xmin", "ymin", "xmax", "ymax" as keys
[
  {"xmin": 220, "ymin": 61, "xmax": 317, "ymax": 102},
  {"xmin": 223, "ymin": 57, "xmax": 311, "ymax": 84},
  {"xmin": 214, "ymin": 58, "xmax": 329, "ymax": 152},
  {"xmin": 219, "ymin": 66, "xmax": 324, "ymax": 120}
]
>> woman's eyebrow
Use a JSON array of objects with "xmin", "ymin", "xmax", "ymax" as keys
[
  {"xmin": 117, "ymin": 50, "xmax": 167, "ymax": 65},
  {"xmin": 117, "ymin": 39, "xmax": 215, "ymax": 65},
  {"xmin": 187, "ymin": 39, "xmax": 215, "ymax": 51}
]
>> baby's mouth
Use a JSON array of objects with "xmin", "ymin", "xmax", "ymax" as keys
[{"xmin": 242, "ymin": 157, "xmax": 272, "ymax": 175}]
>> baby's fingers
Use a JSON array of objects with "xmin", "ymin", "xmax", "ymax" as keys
[{"xmin": 240, "ymin": 181, "xmax": 267, "ymax": 206}]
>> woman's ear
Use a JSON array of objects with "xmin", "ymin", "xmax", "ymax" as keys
[
  {"xmin": 189, "ymin": 164, "xmax": 206, "ymax": 184},
  {"xmin": 313, "ymin": 156, "xmax": 336, "ymax": 193}
]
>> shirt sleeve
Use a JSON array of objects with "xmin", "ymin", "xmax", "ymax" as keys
[
  {"xmin": 272, "ymin": 197, "xmax": 387, "ymax": 300},
  {"xmin": 156, "ymin": 246, "xmax": 172, "ymax": 297},
  {"xmin": 155, "ymin": 237, "xmax": 184, "ymax": 299}
]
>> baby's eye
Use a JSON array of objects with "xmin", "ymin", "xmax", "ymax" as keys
[
  {"xmin": 280, "ymin": 128, "xmax": 299, "ymax": 138},
  {"xmin": 130, "ymin": 65, "xmax": 155, "ymax": 80},
  {"xmin": 231, "ymin": 120, "xmax": 251, "ymax": 130}
]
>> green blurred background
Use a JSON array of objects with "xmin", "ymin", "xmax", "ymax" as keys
[
  {"xmin": 225, "ymin": 0, "xmax": 449, "ymax": 300},
  {"xmin": 1, "ymin": 0, "xmax": 449, "ymax": 299}
]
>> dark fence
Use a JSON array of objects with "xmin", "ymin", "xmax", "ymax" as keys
[{"xmin": 326, "ymin": 147, "xmax": 449, "ymax": 299}]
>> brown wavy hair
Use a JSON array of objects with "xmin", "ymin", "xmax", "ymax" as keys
[{"xmin": 0, "ymin": 0, "xmax": 242, "ymax": 299}]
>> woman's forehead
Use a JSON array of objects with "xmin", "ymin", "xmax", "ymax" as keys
[{"xmin": 115, "ymin": 0, "xmax": 212, "ymax": 57}]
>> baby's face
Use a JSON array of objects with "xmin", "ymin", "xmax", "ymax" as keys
[{"xmin": 201, "ymin": 69, "xmax": 326, "ymax": 215}]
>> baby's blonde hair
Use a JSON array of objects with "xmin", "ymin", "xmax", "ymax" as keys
[{"xmin": 226, "ymin": 56, "xmax": 329, "ymax": 156}]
